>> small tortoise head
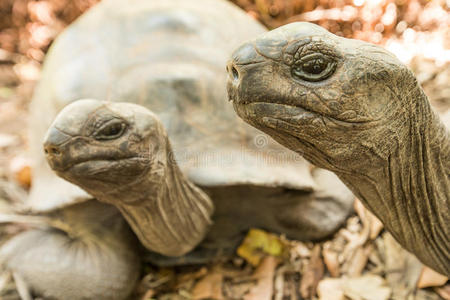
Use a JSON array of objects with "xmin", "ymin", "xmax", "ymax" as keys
[
  {"xmin": 44, "ymin": 99, "xmax": 167, "ymax": 195},
  {"xmin": 227, "ymin": 22, "xmax": 419, "ymax": 170}
]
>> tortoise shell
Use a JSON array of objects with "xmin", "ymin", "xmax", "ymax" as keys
[{"xmin": 28, "ymin": 0, "xmax": 315, "ymax": 211}]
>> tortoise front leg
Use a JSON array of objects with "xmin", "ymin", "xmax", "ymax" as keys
[{"xmin": 0, "ymin": 201, "xmax": 140, "ymax": 300}]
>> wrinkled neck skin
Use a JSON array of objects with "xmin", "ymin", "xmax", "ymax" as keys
[
  {"xmin": 88, "ymin": 141, "xmax": 214, "ymax": 257},
  {"xmin": 337, "ymin": 87, "xmax": 449, "ymax": 275}
]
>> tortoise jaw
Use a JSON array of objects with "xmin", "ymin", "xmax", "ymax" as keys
[
  {"xmin": 67, "ymin": 157, "xmax": 150, "ymax": 178},
  {"xmin": 233, "ymin": 101, "xmax": 323, "ymax": 130}
]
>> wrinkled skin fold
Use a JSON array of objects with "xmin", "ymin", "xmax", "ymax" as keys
[{"xmin": 227, "ymin": 22, "xmax": 450, "ymax": 276}]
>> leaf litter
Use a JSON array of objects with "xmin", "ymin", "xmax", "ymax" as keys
[{"xmin": 0, "ymin": 0, "xmax": 449, "ymax": 299}]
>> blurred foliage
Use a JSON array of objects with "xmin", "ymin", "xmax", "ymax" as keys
[
  {"xmin": 230, "ymin": 0, "xmax": 449, "ymax": 42},
  {"xmin": 0, "ymin": 0, "xmax": 448, "ymax": 64},
  {"xmin": 0, "ymin": 0, "xmax": 100, "ymax": 61}
]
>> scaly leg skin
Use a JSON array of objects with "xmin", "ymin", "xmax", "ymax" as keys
[{"xmin": 0, "ymin": 201, "xmax": 140, "ymax": 300}]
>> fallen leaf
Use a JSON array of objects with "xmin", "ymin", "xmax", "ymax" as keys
[
  {"xmin": 9, "ymin": 156, "xmax": 32, "ymax": 188},
  {"xmin": 345, "ymin": 244, "xmax": 373, "ymax": 277},
  {"xmin": 434, "ymin": 283, "xmax": 450, "ymax": 300},
  {"xmin": 244, "ymin": 256, "xmax": 278, "ymax": 300},
  {"xmin": 290, "ymin": 241, "xmax": 311, "ymax": 258},
  {"xmin": 417, "ymin": 266, "xmax": 448, "ymax": 288},
  {"xmin": 237, "ymin": 228, "xmax": 284, "ymax": 266},
  {"xmin": 322, "ymin": 243, "xmax": 340, "ymax": 277},
  {"xmin": 191, "ymin": 272, "xmax": 223, "ymax": 300},
  {"xmin": 317, "ymin": 278, "xmax": 345, "ymax": 300},
  {"xmin": 300, "ymin": 245, "xmax": 324, "ymax": 299},
  {"xmin": 273, "ymin": 265, "xmax": 290, "ymax": 300},
  {"xmin": 354, "ymin": 199, "xmax": 383, "ymax": 241},
  {"xmin": 175, "ymin": 267, "xmax": 208, "ymax": 289},
  {"xmin": 140, "ymin": 289, "xmax": 155, "ymax": 300},
  {"xmin": 344, "ymin": 275, "xmax": 391, "ymax": 300},
  {"xmin": 382, "ymin": 232, "xmax": 423, "ymax": 298}
]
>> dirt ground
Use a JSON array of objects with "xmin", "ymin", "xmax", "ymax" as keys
[{"xmin": 0, "ymin": 0, "xmax": 449, "ymax": 299}]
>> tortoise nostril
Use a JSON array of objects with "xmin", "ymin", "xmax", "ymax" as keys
[
  {"xmin": 44, "ymin": 145, "xmax": 61, "ymax": 156},
  {"xmin": 231, "ymin": 65, "xmax": 239, "ymax": 80}
]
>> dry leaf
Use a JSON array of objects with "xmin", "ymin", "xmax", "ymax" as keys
[
  {"xmin": 140, "ymin": 289, "xmax": 155, "ymax": 300},
  {"xmin": 382, "ymin": 232, "xmax": 423, "ymax": 298},
  {"xmin": 417, "ymin": 266, "xmax": 448, "ymax": 289},
  {"xmin": 273, "ymin": 265, "xmax": 286, "ymax": 300},
  {"xmin": 290, "ymin": 242, "xmax": 311, "ymax": 258},
  {"xmin": 354, "ymin": 199, "xmax": 383, "ymax": 241},
  {"xmin": 9, "ymin": 156, "xmax": 31, "ymax": 188},
  {"xmin": 244, "ymin": 256, "xmax": 278, "ymax": 300},
  {"xmin": 434, "ymin": 284, "xmax": 450, "ymax": 300},
  {"xmin": 237, "ymin": 228, "xmax": 284, "ymax": 266},
  {"xmin": 344, "ymin": 275, "xmax": 391, "ymax": 300},
  {"xmin": 300, "ymin": 245, "xmax": 324, "ymax": 299},
  {"xmin": 192, "ymin": 272, "xmax": 223, "ymax": 300},
  {"xmin": 346, "ymin": 244, "xmax": 372, "ymax": 277},
  {"xmin": 317, "ymin": 278, "xmax": 345, "ymax": 300},
  {"xmin": 191, "ymin": 272, "xmax": 224, "ymax": 300},
  {"xmin": 318, "ymin": 275, "xmax": 391, "ymax": 300},
  {"xmin": 322, "ymin": 244, "xmax": 340, "ymax": 278}
]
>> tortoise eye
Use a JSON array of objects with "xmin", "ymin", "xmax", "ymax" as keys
[
  {"xmin": 292, "ymin": 53, "xmax": 337, "ymax": 82},
  {"xmin": 95, "ymin": 120, "xmax": 126, "ymax": 140}
]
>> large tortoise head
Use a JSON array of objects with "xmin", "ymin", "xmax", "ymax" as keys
[
  {"xmin": 227, "ymin": 22, "xmax": 421, "ymax": 171},
  {"xmin": 227, "ymin": 22, "xmax": 450, "ymax": 277}
]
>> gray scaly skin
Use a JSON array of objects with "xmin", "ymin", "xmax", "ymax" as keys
[
  {"xmin": 227, "ymin": 22, "xmax": 450, "ymax": 276},
  {"xmin": 44, "ymin": 99, "xmax": 214, "ymax": 256}
]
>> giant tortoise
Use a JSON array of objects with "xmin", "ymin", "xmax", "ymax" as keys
[
  {"xmin": 227, "ymin": 22, "xmax": 449, "ymax": 276},
  {"xmin": 0, "ymin": 2, "xmax": 354, "ymax": 300}
]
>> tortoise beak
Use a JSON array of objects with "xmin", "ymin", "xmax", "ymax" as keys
[
  {"xmin": 43, "ymin": 127, "xmax": 73, "ymax": 172},
  {"xmin": 226, "ymin": 42, "xmax": 266, "ymax": 105}
]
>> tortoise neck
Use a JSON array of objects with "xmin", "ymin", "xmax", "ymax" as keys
[
  {"xmin": 339, "ymin": 87, "xmax": 450, "ymax": 275},
  {"xmin": 100, "ymin": 140, "xmax": 214, "ymax": 257}
]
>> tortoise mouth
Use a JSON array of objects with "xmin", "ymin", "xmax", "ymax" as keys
[
  {"xmin": 49, "ymin": 155, "xmax": 147, "ymax": 173},
  {"xmin": 232, "ymin": 100, "xmax": 376, "ymax": 128},
  {"xmin": 55, "ymin": 157, "xmax": 150, "ymax": 186},
  {"xmin": 233, "ymin": 101, "xmax": 324, "ymax": 128}
]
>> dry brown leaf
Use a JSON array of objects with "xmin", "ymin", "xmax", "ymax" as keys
[
  {"xmin": 175, "ymin": 267, "xmax": 208, "ymax": 289},
  {"xmin": 369, "ymin": 217, "xmax": 384, "ymax": 240},
  {"xmin": 225, "ymin": 281, "xmax": 254, "ymax": 299},
  {"xmin": 417, "ymin": 266, "xmax": 448, "ymax": 289},
  {"xmin": 300, "ymin": 245, "xmax": 324, "ymax": 299},
  {"xmin": 244, "ymin": 256, "xmax": 278, "ymax": 300},
  {"xmin": 322, "ymin": 244, "xmax": 340, "ymax": 278},
  {"xmin": 318, "ymin": 275, "xmax": 391, "ymax": 300},
  {"xmin": 290, "ymin": 241, "xmax": 311, "ymax": 258},
  {"xmin": 191, "ymin": 272, "xmax": 224, "ymax": 300},
  {"xmin": 140, "ymin": 289, "xmax": 155, "ymax": 300},
  {"xmin": 434, "ymin": 284, "xmax": 450, "ymax": 300},
  {"xmin": 9, "ymin": 156, "xmax": 31, "ymax": 188},
  {"xmin": 344, "ymin": 275, "xmax": 391, "ymax": 300},
  {"xmin": 273, "ymin": 266, "xmax": 285, "ymax": 300},
  {"xmin": 354, "ymin": 199, "xmax": 383, "ymax": 241},
  {"xmin": 381, "ymin": 232, "xmax": 423, "ymax": 299},
  {"xmin": 317, "ymin": 278, "xmax": 345, "ymax": 300},
  {"xmin": 346, "ymin": 244, "xmax": 373, "ymax": 277}
]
